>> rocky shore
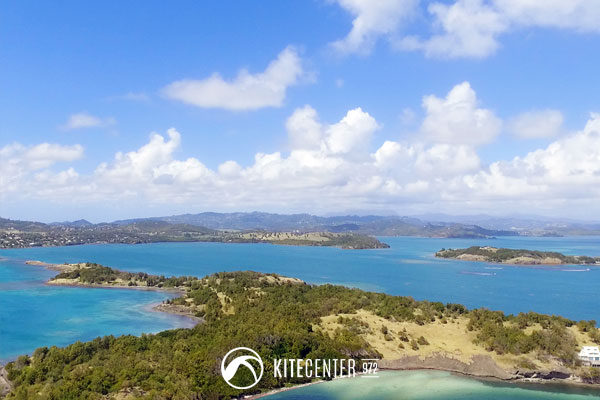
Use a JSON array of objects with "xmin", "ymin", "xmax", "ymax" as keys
[
  {"xmin": 378, "ymin": 354, "xmax": 597, "ymax": 385},
  {"xmin": 25, "ymin": 260, "xmax": 85, "ymax": 271},
  {"xmin": 0, "ymin": 367, "xmax": 12, "ymax": 397},
  {"xmin": 379, "ymin": 354, "xmax": 513, "ymax": 379},
  {"xmin": 152, "ymin": 303, "xmax": 203, "ymax": 320}
]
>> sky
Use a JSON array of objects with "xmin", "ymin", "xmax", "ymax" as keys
[{"xmin": 2, "ymin": 0, "xmax": 600, "ymax": 222}]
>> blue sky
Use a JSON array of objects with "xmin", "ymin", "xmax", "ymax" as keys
[{"xmin": 2, "ymin": 0, "xmax": 600, "ymax": 222}]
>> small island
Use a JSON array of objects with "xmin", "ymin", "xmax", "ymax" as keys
[{"xmin": 436, "ymin": 246, "xmax": 600, "ymax": 265}]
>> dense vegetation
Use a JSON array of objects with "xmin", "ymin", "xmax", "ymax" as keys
[
  {"xmin": 5, "ymin": 270, "xmax": 600, "ymax": 399},
  {"xmin": 468, "ymin": 310, "xmax": 583, "ymax": 363},
  {"xmin": 436, "ymin": 246, "xmax": 600, "ymax": 264}
]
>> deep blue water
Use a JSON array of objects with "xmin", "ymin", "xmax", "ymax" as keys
[{"xmin": 1, "ymin": 236, "xmax": 599, "ymax": 364}]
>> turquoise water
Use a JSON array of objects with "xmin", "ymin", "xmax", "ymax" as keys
[
  {"xmin": 0, "ymin": 258, "xmax": 195, "ymax": 363},
  {"xmin": 268, "ymin": 371, "xmax": 600, "ymax": 399},
  {"xmin": 1, "ymin": 236, "xmax": 599, "ymax": 365}
]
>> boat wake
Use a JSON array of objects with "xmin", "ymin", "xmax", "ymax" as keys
[{"xmin": 460, "ymin": 271, "xmax": 496, "ymax": 276}]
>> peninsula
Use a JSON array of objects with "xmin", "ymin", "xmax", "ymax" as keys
[
  {"xmin": 2, "ymin": 264, "xmax": 600, "ymax": 399},
  {"xmin": 436, "ymin": 246, "xmax": 600, "ymax": 265}
]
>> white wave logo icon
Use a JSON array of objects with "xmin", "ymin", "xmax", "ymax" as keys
[{"xmin": 221, "ymin": 347, "xmax": 264, "ymax": 389}]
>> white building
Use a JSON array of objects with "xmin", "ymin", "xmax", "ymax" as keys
[{"xmin": 578, "ymin": 346, "xmax": 600, "ymax": 366}]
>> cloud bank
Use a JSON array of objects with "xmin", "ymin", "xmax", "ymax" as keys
[{"xmin": 4, "ymin": 83, "xmax": 600, "ymax": 217}]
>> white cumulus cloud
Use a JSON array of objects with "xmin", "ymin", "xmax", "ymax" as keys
[
  {"xmin": 494, "ymin": 0, "xmax": 600, "ymax": 32},
  {"xmin": 420, "ymin": 81, "xmax": 502, "ymax": 146},
  {"xmin": 162, "ymin": 47, "xmax": 304, "ymax": 111},
  {"xmin": 398, "ymin": 0, "xmax": 507, "ymax": 58},
  {"xmin": 463, "ymin": 113, "xmax": 600, "ymax": 203},
  {"xmin": 331, "ymin": 0, "xmax": 419, "ymax": 54},
  {"xmin": 0, "ymin": 142, "xmax": 83, "ymax": 198},
  {"xmin": 397, "ymin": 0, "xmax": 600, "ymax": 58}
]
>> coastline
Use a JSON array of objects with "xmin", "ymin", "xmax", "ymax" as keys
[
  {"xmin": 150, "ymin": 302, "xmax": 203, "ymax": 321},
  {"xmin": 3, "ymin": 233, "xmax": 390, "ymax": 251},
  {"xmin": 26, "ymin": 259, "xmax": 185, "ymax": 294},
  {"xmin": 0, "ymin": 366, "xmax": 12, "ymax": 398},
  {"xmin": 244, "ymin": 363, "xmax": 600, "ymax": 399},
  {"xmin": 45, "ymin": 279, "xmax": 185, "ymax": 294},
  {"xmin": 435, "ymin": 246, "xmax": 600, "ymax": 267},
  {"xmin": 435, "ymin": 255, "xmax": 600, "ymax": 267},
  {"xmin": 25, "ymin": 260, "xmax": 84, "ymax": 271},
  {"xmin": 244, "ymin": 359, "xmax": 600, "ymax": 399}
]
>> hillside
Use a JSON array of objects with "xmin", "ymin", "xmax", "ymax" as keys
[{"xmin": 114, "ymin": 212, "xmax": 518, "ymax": 238}]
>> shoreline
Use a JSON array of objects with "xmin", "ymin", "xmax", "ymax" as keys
[
  {"xmin": 45, "ymin": 279, "xmax": 185, "ymax": 294},
  {"xmin": 26, "ymin": 259, "xmax": 186, "ymax": 294},
  {"xmin": 3, "ymin": 234, "xmax": 390, "ymax": 251},
  {"xmin": 144, "ymin": 301, "xmax": 203, "ymax": 325},
  {"xmin": 244, "ymin": 366, "xmax": 600, "ymax": 399},
  {"xmin": 25, "ymin": 259, "xmax": 82, "ymax": 271},
  {"xmin": 435, "ymin": 246, "xmax": 600, "ymax": 267},
  {"xmin": 435, "ymin": 255, "xmax": 600, "ymax": 268},
  {"xmin": 150, "ymin": 302, "xmax": 203, "ymax": 321},
  {"xmin": 245, "ymin": 365, "xmax": 600, "ymax": 399}
]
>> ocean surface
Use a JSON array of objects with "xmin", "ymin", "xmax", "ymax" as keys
[
  {"xmin": 268, "ymin": 370, "xmax": 600, "ymax": 399},
  {"xmin": 1, "ymin": 236, "xmax": 600, "ymax": 398}
]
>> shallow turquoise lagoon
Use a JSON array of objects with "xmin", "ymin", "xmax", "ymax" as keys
[
  {"xmin": 1, "ymin": 236, "xmax": 599, "ymax": 363},
  {"xmin": 0, "ymin": 259, "xmax": 195, "ymax": 363},
  {"xmin": 268, "ymin": 371, "xmax": 600, "ymax": 399}
]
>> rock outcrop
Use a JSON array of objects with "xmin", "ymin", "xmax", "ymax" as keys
[{"xmin": 379, "ymin": 354, "xmax": 514, "ymax": 380}]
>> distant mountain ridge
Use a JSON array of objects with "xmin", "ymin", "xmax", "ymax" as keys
[
  {"xmin": 113, "ymin": 212, "xmax": 516, "ymax": 238},
  {"xmin": 412, "ymin": 213, "xmax": 600, "ymax": 235},
  {"xmin": 49, "ymin": 219, "xmax": 93, "ymax": 228},
  {"xmin": 5, "ymin": 212, "xmax": 600, "ymax": 241}
]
